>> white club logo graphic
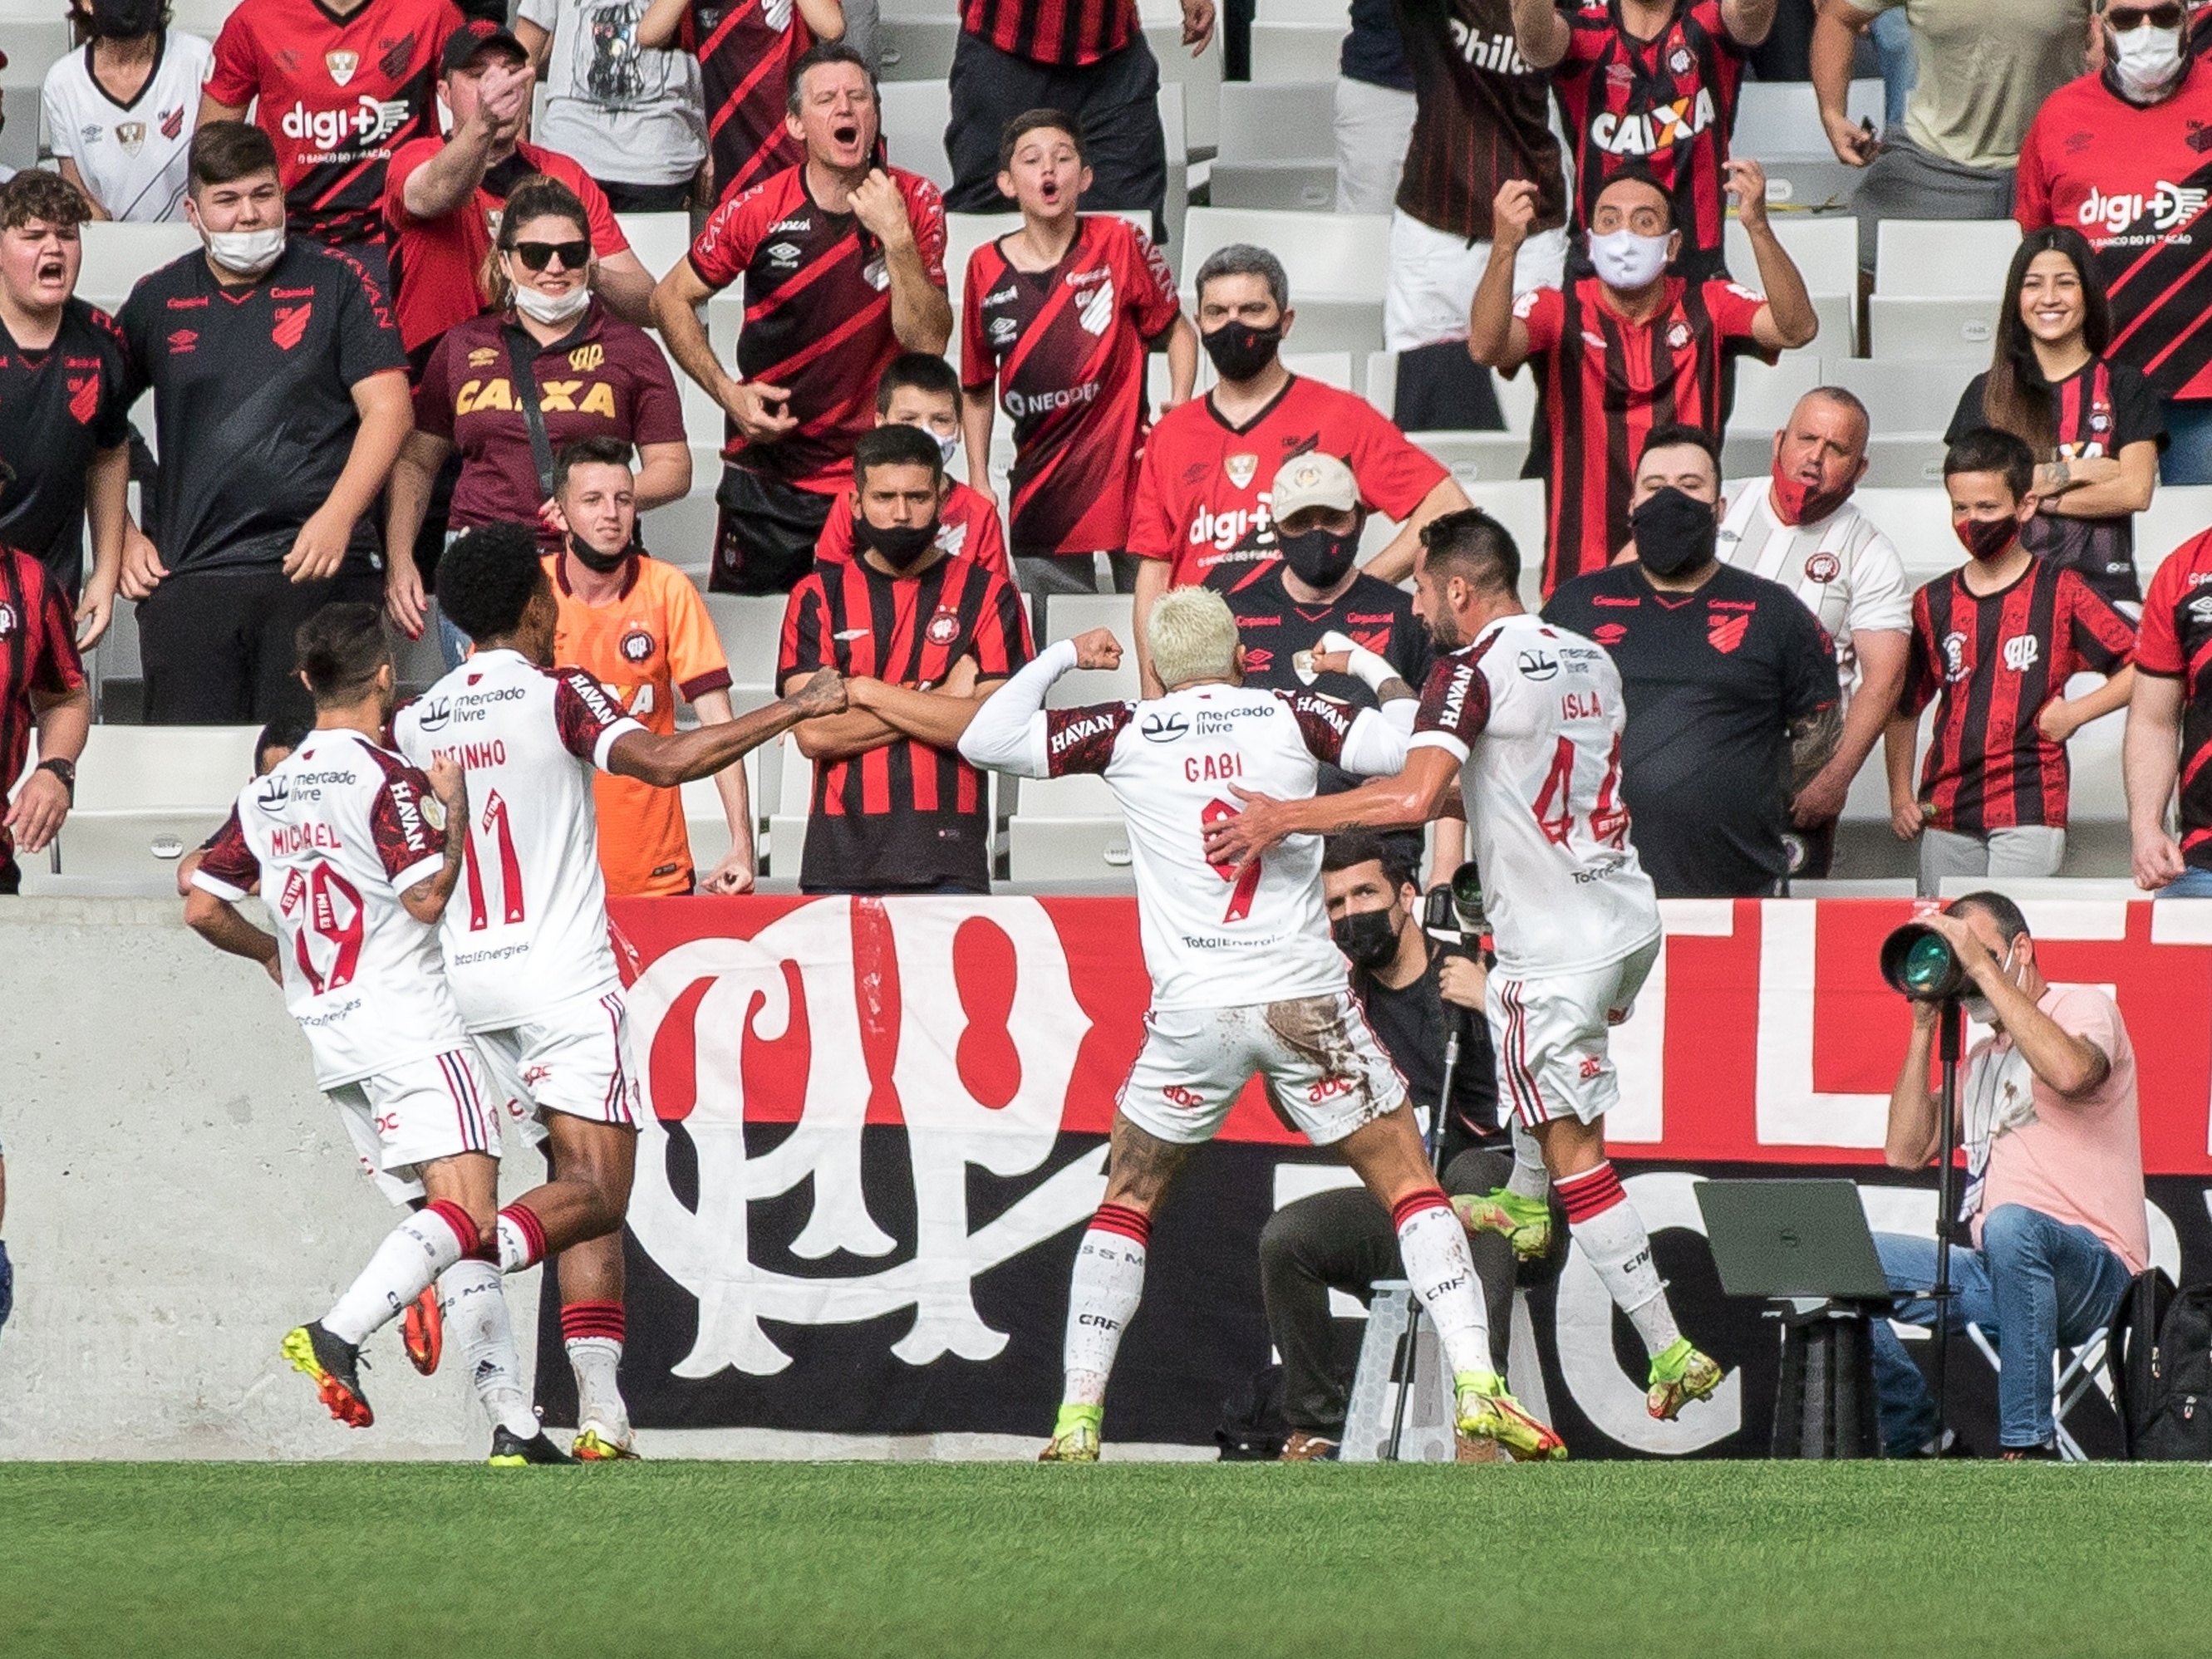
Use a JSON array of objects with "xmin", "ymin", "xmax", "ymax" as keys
[
  {"xmin": 2001, "ymin": 633, "xmax": 2040, "ymax": 674},
  {"xmin": 1077, "ymin": 277, "xmax": 1116, "ymax": 336}
]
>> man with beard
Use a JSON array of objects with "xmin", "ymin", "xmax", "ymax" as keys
[
  {"xmin": 1126, "ymin": 243, "xmax": 1470, "ymax": 696},
  {"xmin": 1714, "ymin": 386, "xmax": 1910, "ymax": 877}
]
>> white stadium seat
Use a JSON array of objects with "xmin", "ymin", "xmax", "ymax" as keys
[
  {"xmin": 1212, "ymin": 81, "xmax": 1338, "ymax": 213},
  {"xmin": 702, "ymin": 593, "xmax": 788, "ymax": 699},
  {"xmin": 1256, "ymin": 0, "xmax": 1353, "ymax": 18},
  {"xmin": 1410, "ymin": 430, "xmax": 1530, "ymax": 488},
  {"xmin": 1179, "ymin": 207, "xmax": 1388, "ymax": 357},
  {"xmin": 1140, "ymin": 2, "xmax": 1222, "ymax": 151},
  {"xmin": 766, "ymin": 734, "xmax": 816, "ymax": 878},
  {"xmin": 3, "ymin": 19, "xmax": 74, "ymax": 84},
  {"xmin": 875, "ymin": 14, "xmax": 960, "ymax": 81},
  {"xmin": 1731, "ymin": 79, "xmax": 1885, "ymax": 158},
  {"xmin": 879, "ymin": 79, "xmax": 954, "ymax": 189},
  {"xmin": 76, "ymin": 221, "xmax": 203, "ymax": 313},
  {"xmin": 1008, "ymin": 772, "xmax": 1134, "ymax": 885},
  {"xmin": 1874, "ymin": 218, "xmax": 2022, "ymax": 297},
  {"xmin": 1041, "ymin": 593, "xmax": 1139, "ymax": 709},
  {"xmin": 612, "ymin": 212, "xmax": 694, "ymax": 283},
  {"xmin": 680, "ymin": 749, "xmax": 764, "ymax": 869},
  {"xmin": 51, "ymin": 725, "xmax": 259, "ymax": 882},
  {"xmin": 1867, "ymin": 296, "xmax": 2002, "ymax": 361},
  {"xmin": 1249, "ymin": 20, "xmax": 1345, "ymax": 82},
  {"xmin": 640, "ymin": 490, "xmax": 719, "ymax": 581}
]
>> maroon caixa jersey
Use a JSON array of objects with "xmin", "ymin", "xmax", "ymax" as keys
[
  {"xmin": 1900, "ymin": 560, "xmax": 2136, "ymax": 835},
  {"xmin": 207, "ymin": 0, "xmax": 461, "ymax": 247},
  {"xmin": 1549, "ymin": 0, "xmax": 1745, "ymax": 262},
  {"xmin": 961, "ymin": 215, "xmax": 1179, "ymax": 559},
  {"xmin": 686, "ymin": 164, "xmax": 949, "ymax": 494}
]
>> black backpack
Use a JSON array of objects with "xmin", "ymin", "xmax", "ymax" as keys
[{"xmin": 2107, "ymin": 1270, "xmax": 2212, "ymax": 1460}]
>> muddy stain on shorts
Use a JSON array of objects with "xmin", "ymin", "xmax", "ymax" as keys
[{"xmin": 1265, "ymin": 994, "xmax": 1389, "ymax": 1136}]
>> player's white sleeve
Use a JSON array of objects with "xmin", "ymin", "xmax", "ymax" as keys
[
  {"xmin": 1377, "ymin": 697, "xmax": 1416, "ymax": 734},
  {"xmin": 1339, "ymin": 704, "xmax": 1409, "ymax": 778},
  {"xmin": 958, "ymin": 637, "xmax": 1077, "ymax": 778}
]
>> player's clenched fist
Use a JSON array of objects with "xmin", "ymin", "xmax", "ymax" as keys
[
  {"xmin": 1492, "ymin": 179, "xmax": 1540, "ymax": 251},
  {"xmin": 1071, "ymin": 628, "xmax": 1123, "ymax": 671},
  {"xmin": 426, "ymin": 754, "xmax": 469, "ymax": 829},
  {"xmin": 793, "ymin": 666, "xmax": 848, "ymax": 717}
]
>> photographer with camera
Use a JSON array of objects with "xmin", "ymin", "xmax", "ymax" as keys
[
  {"xmin": 1256, "ymin": 832, "xmax": 1551, "ymax": 1460},
  {"xmin": 1874, "ymin": 892, "xmax": 2147, "ymax": 1459}
]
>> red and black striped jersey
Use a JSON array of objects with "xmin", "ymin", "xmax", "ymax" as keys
[
  {"xmin": 1900, "ymin": 559, "xmax": 2136, "ymax": 835},
  {"xmin": 206, "ymin": 0, "xmax": 460, "ymax": 247},
  {"xmin": 1518, "ymin": 272, "xmax": 1767, "ymax": 595},
  {"xmin": 1391, "ymin": 0, "xmax": 1566, "ymax": 240},
  {"xmin": 687, "ymin": 164, "xmax": 950, "ymax": 493},
  {"xmin": 776, "ymin": 552, "xmax": 1033, "ymax": 891},
  {"xmin": 0, "ymin": 545, "xmax": 88, "ymax": 873},
  {"xmin": 681, "ymin": 0, "xmax": 814, "ymax": 204},
  {"xmin": 960, "ymin": 215, "xmax": 1180, "ymax": 558},
  {"xmin": 960, "ymin": 0, "xmax": 1136, "ymax": 66},
  {"xmin": 0, "ymin": 297, "xmax": 133, "ymax": 599},
  {"xmin": 2136, "ymin": 530, "xmax": 2212, "ymax": 868},
  {"xmin": 1551, "ymin": 0, "xmax": 1746, "ymax": 259}
]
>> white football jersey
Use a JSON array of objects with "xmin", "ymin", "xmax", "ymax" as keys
[
  {"xmin": 1715, "ymin": 483, "xmax": 1910, "ymax": 702},
  {"xmin": 1408, "ymin": 613, "xmax": 1659, "ymax": 979},
  {"xmin": 1028, "ymin": 676, "xmax": 1408, "ymax": 1010},
  {"xmin": 192, "ymin": 726, "xmax": 469, "ymax": 1089},
  {"xmin": 43, "ymin": 32, "xmax": 214, "ymax": 223},
  {"xmin": 392, "ymin": 648, "xmax": 645, "ymax": 1032}
]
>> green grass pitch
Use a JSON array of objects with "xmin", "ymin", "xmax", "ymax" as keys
[{"xmin": 6, "ymin": 1460, "xmax": 2206, "ymax": 1657}]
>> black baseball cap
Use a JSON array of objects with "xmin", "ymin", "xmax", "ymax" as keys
[{"xmin": 440, "ymin": 20, "xmax": 528, "ymax": 76}]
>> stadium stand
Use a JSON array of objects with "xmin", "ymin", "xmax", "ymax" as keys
[{"xmin": 1212, "ymin": 81, "xmax": 1339, "ymax": 212}]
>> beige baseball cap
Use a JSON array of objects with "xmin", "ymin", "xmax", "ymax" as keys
[{"xmin": 1269, "ymin": 452, "xmax": 1359, "ymax": 523}]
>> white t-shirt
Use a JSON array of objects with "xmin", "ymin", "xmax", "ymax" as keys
[
  {"xmin": 392, "ymin": 648, "xmax": 646, "ymax": 1032},
  {"xmin": 1407, "ymin": 613, "xmax": 1661, "ymax": 980},
  {"xmin": 515, "ymin": 0, "xmax": 706, "ymax": 187},
  {"xmin": 43, "ymin": 32, "xmax": 214, "ymax": 223},
  {"xmin": 191, "ymin": 727, "xmax": 470, "ymax": 1089},
  {"xmin": 961, "ymin": 640, "xmax": 1410, "ymax": 1011},
  {"xmin": 1715, "ymin": 482, "xmax": 1912, "ymax": 702}
]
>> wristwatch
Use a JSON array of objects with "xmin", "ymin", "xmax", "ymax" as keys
[{"xmin": 36, "ymin": 757, "xmax": 76, "ymax": 802}]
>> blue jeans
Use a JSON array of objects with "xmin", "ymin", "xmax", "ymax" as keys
[
  {"xmin": 2160, "ymin": 398, "xmax": 2212, "ymax": 484},
  {"xmin": 1870, "ymin": 1205, "xmax": 2132, "ymax": 1452},
  {"xmin": 436, "ymin": 609, "xmax": 471, "ymax": 673},
  {"xmin": 1870, "ymin": 7, "xmax": 1916, "ymax": 130},
  {"xmin": 2156, "ymin": 866, "xmax": 2212, "ymax": 899}
]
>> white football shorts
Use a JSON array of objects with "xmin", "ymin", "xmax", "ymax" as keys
[
  {"xmin": 474, "ymin": 990, "xmax": 641, "ymax": 1148},
  {"xmin": 327, "ymin": 1045, "xmax": 501, "ymax": 1206},
  {"xmin": 1485, "ymin": 935, "xmax": 1661, "ymax": 1128},
  {"xmin": 1117, "ymin": 991, "xmax": 1409, "ymax": 1147}
]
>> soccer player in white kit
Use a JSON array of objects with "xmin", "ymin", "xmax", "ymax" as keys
[
  {"xmin": 184, "ymin": 603, "xmax": 575, "ymax": 1460},
  {"xmin": 393, "ymin": 524, "xmax": 848, "ymax": 1460},
  {"xmin": 960, "ymin": 586, "xmax": 1564, "ymax": 1461},
  {"xmin": 1207, "ymin": 510, "xmax": 1724, "ymax": 1422}
]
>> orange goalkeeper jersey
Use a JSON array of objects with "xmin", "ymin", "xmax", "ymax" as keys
[{"xmin": 546, "ymin": 552, "xmax": 734, "ymax": 896}]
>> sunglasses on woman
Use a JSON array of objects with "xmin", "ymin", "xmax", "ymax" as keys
[
  {"xmin": 508, "ymin": 239, "xmax": 592, "ymax": 272},
  {"xmin": 2106, "ymin": 3, "xmax": 2184, "ymax": 28}
]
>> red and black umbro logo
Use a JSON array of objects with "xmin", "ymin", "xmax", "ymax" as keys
[
  {"xmin": 166, "ymin": 328, "xmax": 198, "ymax": 354},
  {"xmin": 272, "ymin": 304, "xmax": 313, "ymax": 351}
]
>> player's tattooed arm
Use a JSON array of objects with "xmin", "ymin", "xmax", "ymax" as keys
[
  {"xmin": 1205, "ymin": 746, "xmax": 1462, "ymax": 866},
  {"xmin": 1787, "ymin": 703, "xmax": 1845, "ymax": 798},
  {"xmin": 398, "ymin": 758, "xmax": 471, "ymax": 925},
  {"xmin": 616, "ymin": 669, "xmax": 850, "ymax": 784}
]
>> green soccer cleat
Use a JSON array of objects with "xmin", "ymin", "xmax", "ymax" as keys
[
  {"xmin": 1646, "ymin": 1339, "xmax": 1724, "ymax": 1421},
  {"xmin": 1039, "ymin": 1403, "xmax": 1103, "ymax": 1463},
  {"xmin": 1452, "ymin": 1187, "xmax": 1553, "ymax": 1261},
  {"xmin": 1454, "ymin": 1371, "xmax": 1566, "ymax": 1462}
]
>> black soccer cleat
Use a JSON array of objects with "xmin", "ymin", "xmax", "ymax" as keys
[
  {"xmin": 488, "ymin": 1424, "xmax": 578, "ymax": 1466},
  {"xmin": 283, "ymin": 1322, "xmax": 373, "ymax": 1428}
]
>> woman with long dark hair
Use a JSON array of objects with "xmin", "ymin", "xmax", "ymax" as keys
[{"xmin": 1944, "ymin": 224, "xmax": 2163, "ymax": 611}]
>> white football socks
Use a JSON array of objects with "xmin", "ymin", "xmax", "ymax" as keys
[
  {"xmin": 1393, "ymin": 1190, "xmax": 1494, "ymax": 1378},
  {"xmin": 440, "ymin": 1259, "xmax": 539, "ymax": 1440},
  {"xmin": 1556, "ymin": 1161, "xmax": 1681, "ymax": 1357},
  {"xmin": 1506, "ymin": 1119, "xmax": 1551, "ymax": 1202},
  {"xmin": 323, "ymin": 1200, "xmax": 473, "ymax": 1347},
  {"xmin": 560, "ymin": 1300, "xmax": 630, "ymax": 1439},
  {"xmin": 1062, "ymin": 1205, "xmax": 1150, "ymax": 1408}
]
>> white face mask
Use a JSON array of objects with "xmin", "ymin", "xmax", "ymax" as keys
[
  {"xmin": 514, "ymin": 280, "xmax": 592, "ymax": 326},
  {"xmin": 1961, "ymin": 941, "xmax": 2020, "ymax": 1026},
  {"xmin": 1589, "ymin": 227, "xmax": 1671, "ymax": 291},
  {"xmin": 935, "ymin": 430, "xmax": 960, "ymax": 467},
  {"xmin": 2110, "ymin": 22, "xmax": 2188, "ymax": 100},
  {"xmin": 204, "ymin": 224, "xmax": 286, "ymax": 277}
]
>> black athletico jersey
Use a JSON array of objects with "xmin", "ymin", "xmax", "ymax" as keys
[
  {"xmin": 1392, "ymin": 0, "xmax": 1565, "ymax": 240},
  {"xmin": 777, "ymin": 552, "xmax": 1033, "ymax": 892},
  {"xmin": 1354, "ymin": 950, "xmax": 1499, "ymax": 1151},
  {"xmin": 117, "ymin": 240, "xmax": 407, "ymax": 574},
  {"xmin": 1226, "ymin": 566, "xmax": 1434, "ymax": 798},
  {"xmin": 1543, "ymin": 561, "xmax": 1835, "ymax": 899},
  {"xmin": 0, "ymin": 299, "xmax": 134, "ymax": 597}
]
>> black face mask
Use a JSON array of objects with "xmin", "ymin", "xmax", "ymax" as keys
[
  {"xmin": 89, "ymin": 0, "xmax": 161, "ymax": 36},
  {"xmin": 1630, "ymin": 486, "xmax": 1718, "ymax": 580},
  {"xmin": 1280, "ymin": 524, "xmax": 1359, "ymax": 590},
  {"xmin": 858, "ymin": 516, "xmax": 940, "ymax": 572},
  {"xmin": 566, "ymin": 532, "xmax": 633, "ymax": 577},
  {"xmin": 1201, "ymin": 319, "xmax": 1282, "ymax": 382},
  {"xmin": 1331, "ymin": 906, "xmax": 1403, "ymax": 972}
]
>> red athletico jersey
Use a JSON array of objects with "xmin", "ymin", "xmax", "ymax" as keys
[
  {"xmin": 207, "ymin": 0, "xmax": 460, "ymax": 247},
  {"xmin": 681, "ymin": 0, "xmax": 813, "ymax": 205},
  {"xmin": 960, "ymin": 215, "xmax": 1180, "ymax": 558},
  {"xmin": 1551, "ymin": 0, "xmax": 1745, "ymax": 260},
  {"xmin": 961, "ymin": 0, "xmax": 1135, "ymax": 66},
  {"xmin": 1519, "ymin": 273, "xmax": 1767, "ymax": 595},
  {"xmin": 2133, "ymin": 531, "xmax": 2212, "ymax": 867},
  {"xmin": 814, "ymin": 479, "xmax": 1009, "ymax": 577},
  {"xmin": 381, "ymin": 138, "xmax": 630, "ymax": 357},
  {"xmin": 1127, "ymin": 377, "xmax": 1448, "ymax": 593},
  {"xmin": 2016, "ymin": 62, "xmax": 2212, "ymax": 402},
  {"xmin": 1900, "ymin": 559, "xmax": 2136, "ymax": 835},
  {"xmin": 0, "ymin": 545, "xmax": 87, "ymax": 873},
  {"xmin": 686, "ymin": 164, "xmax": 949, "ymax": 493}
]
